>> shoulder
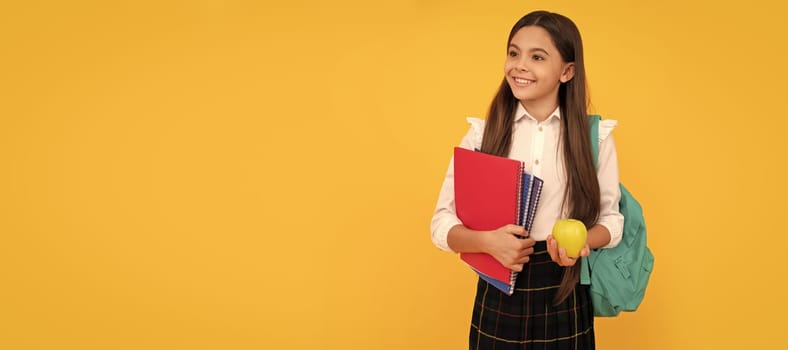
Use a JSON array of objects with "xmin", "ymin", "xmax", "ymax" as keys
[
  {"xmin": 465, "ymin": 117, "xmax": 485, "ymax": 148},
  {"xmin": 597, "ymin": 118, "xmax": 618, "ymax": 144}
]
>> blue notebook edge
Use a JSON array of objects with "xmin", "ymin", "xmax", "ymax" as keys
[{"xmin": 469, "ymin": 266, "xmax": 514, "ymax": 295}]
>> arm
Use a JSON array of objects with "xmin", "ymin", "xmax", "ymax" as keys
[
  {"xmin": 429, "ymin": 128, "xmax": 473, "ymax": 253},
  {"xmin": 595, "ymin": 132, "xmax": 624, "ymax": 248},
  {"xmin": 546, "ymin": 128, "xmax": 624, "ymax": 265},
  {"xmin": 586, "ymin": 224, "xmax": 611, "ymax": 249},
  {"xmin": 448, "ymin": 223, "xmax": 536, "ymax": 272},
  {"xmin": 430, "ymin": 122, "xmax": 536, "ymax": 271}
]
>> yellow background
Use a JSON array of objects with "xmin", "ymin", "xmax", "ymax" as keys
[{"xmin": 2, "ymin": 0, "xmax": 787, "ymax": 349}]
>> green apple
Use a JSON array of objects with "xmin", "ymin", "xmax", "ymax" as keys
[{"xmin": 551, "ymin": 219, "xmax": 588, "ymax": 258}]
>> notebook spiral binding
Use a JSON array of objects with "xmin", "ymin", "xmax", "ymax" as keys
[
  {"xmin": 510, "ymin": 162, "xmax": 526, "ymax": 295},
  {"xmin": 526, "ymin": 179, "xmax": 543, "ymax": 231}
]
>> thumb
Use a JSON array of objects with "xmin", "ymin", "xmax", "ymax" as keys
[{"xmin": 506, "ymin": 224, "xmax": 526, "ymax": 236}]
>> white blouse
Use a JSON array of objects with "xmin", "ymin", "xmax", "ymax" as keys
[{"xmin": 430, "ymin": 103, "xmax": 624, "ymax": 252}]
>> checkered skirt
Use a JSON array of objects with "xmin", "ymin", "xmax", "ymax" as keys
[{"xmin": 469, "ymin": 241, "xmax": 595, "ymax": 350}]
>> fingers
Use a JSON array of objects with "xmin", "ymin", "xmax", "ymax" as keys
[
  {"xmin": 507, "ymin": 238, "xmax": 589, "ymax": 270},
  {"xmin": 546, "ymin": 236, "xmax": 559, "ymax": 262},
  {"xmin": 580, "ymin": 244, "xmax": 590, "ymax": 258},
  {"xmin": 546, "ymin": 235, "xmax": 582, "ymax": 267},
  {"xmin": 508, "ymin": 245, "xmax": 533, "ymax": 267},
  {"xmin": 503, "ymin": 241, "xmax": 535, "ymax": 269},
  {"xmin": 504, "ymin": 224, "xmax": 526, "ymax": 236},
  {"xmin": 514, "ymin": 253, "xmax": 531, "ymax": 265},
  {"xmin": 557, "ymin": 247, "xmax": 579, "ymax": 267},
  {"xmin": 489, "ymin": 227, "xmax": 536, "ymax": 271},
  {"xmin": 557, "ymin": 247, "xmax": 572, "ymax": 266},
  {"xmin": 514, "ymin": 236, "xmax": 588, "ymax": 268},
  {"xmin": 501, "ymin": 224, "xmax": 529, "ymax": 239},
  {"xmin": 508, "ymin": 263, "xmax": 524, "ymax": 272}
]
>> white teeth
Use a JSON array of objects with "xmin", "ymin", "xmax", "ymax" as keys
[{"xmin": 514, "ymin": 78, "xmax": 533, "ymax": 85}]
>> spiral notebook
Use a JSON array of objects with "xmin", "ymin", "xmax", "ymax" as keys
[{"xmin": 453, "ymin": 147, "xmax": 543, "ymax": 295}]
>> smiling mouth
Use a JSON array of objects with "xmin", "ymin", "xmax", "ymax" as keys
[{"xmin": 513, "ymin": 77, "xmax": 534, "ymax": 86}]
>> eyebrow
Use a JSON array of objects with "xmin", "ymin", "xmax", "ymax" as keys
[{"xmin": 509, "ymin": 43, "xmax": 551, "ymax": 56}]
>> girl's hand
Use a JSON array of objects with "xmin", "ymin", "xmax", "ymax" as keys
[
  {"xmin": 546, "ymin": 235, "xmax": 590, "ymax": 267},
  {"xmin": 484, "ymin": 224, "xmax": 535, "ymax": 272}
]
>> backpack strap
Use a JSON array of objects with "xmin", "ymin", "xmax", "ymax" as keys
[
  {"xmin": 581, "ymin": 115, "xmax": 602, "ymax": 285},
  {"xmin": 589, "ymin": 114, "xmax": 601, "ymax": 168}
]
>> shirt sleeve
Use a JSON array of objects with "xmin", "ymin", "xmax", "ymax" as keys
[
  {"xmin": 429, "ymin": 121, "xmax": 481, "ymax": 252},
  {"xmin": 596, "ymin": 123, "xmax": 625, "ymax": 248}
]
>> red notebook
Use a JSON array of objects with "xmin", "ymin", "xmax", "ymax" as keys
[{"xmin": 453, "ymin": 147, "xmax": 543, "ymax": 295}]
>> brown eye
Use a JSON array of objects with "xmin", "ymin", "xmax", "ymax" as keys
[
  {"xmin": 509, "ymin": 51, "xmax": 518, "ymax": 57},
  {"xmin": 532, "ymin": 55, "xmax": 544, "ymax": 61}
]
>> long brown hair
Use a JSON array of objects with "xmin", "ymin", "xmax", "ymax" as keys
[{"xmin": 479, "ymin": 11, "xmax": 600, "ymax": 304}]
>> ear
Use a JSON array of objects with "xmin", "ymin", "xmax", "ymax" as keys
[{"xmin": 560, "ymin": 62, "xmax": 575, "ymax": 83}]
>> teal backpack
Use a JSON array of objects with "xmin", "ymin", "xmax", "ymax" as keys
[{"xmin": 581, "ymin": 115, "xmax": 654, "ymax": 317}]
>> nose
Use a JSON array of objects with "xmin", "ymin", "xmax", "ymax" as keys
[{"xmin": 515, "ymin": 56, "xmax": 529, "ymax": 72}]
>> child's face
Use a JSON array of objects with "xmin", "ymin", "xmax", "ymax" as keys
[{"xmin": 504, "ymin": 26, "xmax": 575, "ymax": 108}]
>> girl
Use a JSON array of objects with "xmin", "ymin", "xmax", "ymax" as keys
[{"xmin": 430, "ymin": 11, "xmax": 624, "ymax": 349}]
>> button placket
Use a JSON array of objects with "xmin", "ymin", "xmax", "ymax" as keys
[{"xmin": 532, "ymin": 122, "xmax": 544, "ymax": 176}]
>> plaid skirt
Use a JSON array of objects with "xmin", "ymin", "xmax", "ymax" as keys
[{"xmin": 469, "ymin": 241, "xmax": 595, "ymax": 350}]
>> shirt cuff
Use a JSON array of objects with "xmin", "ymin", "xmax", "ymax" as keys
[
  {"xmin": 597, "ymin": 213, "xmax": 624, "ymax": 249},
  {"xmin": 432, "ymin": 216, "xmax": 461, "ymax": 253}
]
